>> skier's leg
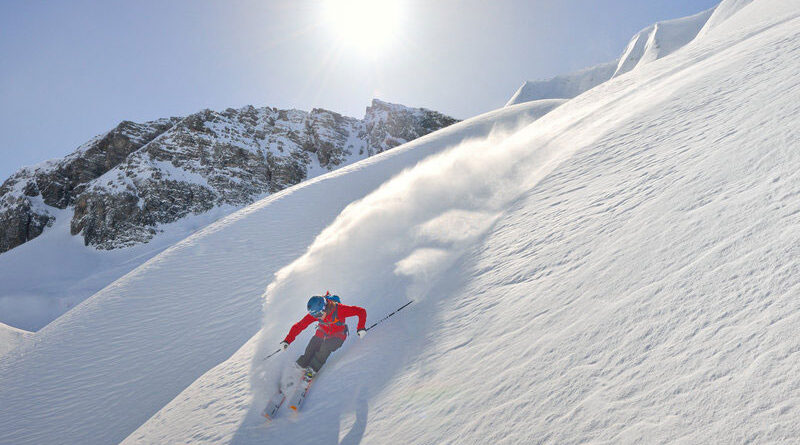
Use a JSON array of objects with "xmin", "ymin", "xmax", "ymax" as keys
[
  {"xmin": 308, "ymin": 336, "xmax": 345, "ymax": 372},
  {"xmin": 296, "ymin": 335, "xmax": 323, "ymax": 369}
]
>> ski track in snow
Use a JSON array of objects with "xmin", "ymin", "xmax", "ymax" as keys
[{"xmin": 4, "ymin": 1, "xmax": 800, "ymax": 444}]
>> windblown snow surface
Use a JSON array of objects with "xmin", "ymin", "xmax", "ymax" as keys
[
  {"xmin": 0, "ymin": 205, "xmax": 243, "ymax": 331},
  {"xmin": 3, "ymin": 0, "xmax": 800, "ymax": 443}
]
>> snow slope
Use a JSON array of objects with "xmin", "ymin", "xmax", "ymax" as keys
[
  {"xmin": 0, "ymin": 322, "xmax": 31, "ymax": 358},
  {"xmin": 128, "ymin": 0, "xmax": 800, "ymax": 443},
  {"xmin": 3, "ymin": 0, "xmax": 800, "ymax": 443},
  {"xmin": 0, "ymin": 205, "xmax": 241, "ymax": 331},
  {"xmin": 0, "ymin": 100, "xmax": 561, "ymax": 445}
]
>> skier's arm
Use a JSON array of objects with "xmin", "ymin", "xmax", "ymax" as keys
[
  {"xmin": 339, "ymin": 304, "xmax": 367, "ymax": 331},
  {"xmin": 283, "ymin": 314, "xmax": 316, "ymax": 344}
]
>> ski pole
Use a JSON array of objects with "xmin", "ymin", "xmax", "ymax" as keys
[
  {"xmin": 263, "ymin": 348, "xmax": 282, "ymax": 361},
  {"xmin": 366, "ymin": 300, "xmax": 413, "ymax": 331}
]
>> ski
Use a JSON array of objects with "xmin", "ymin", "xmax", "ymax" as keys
[
  {"xmin": 287, "ymin": 370, "xmax": 315, "ymax": 413},
  {"xmin": 261, "ymin": 389, "xmax": 286, "ymax": 421}
]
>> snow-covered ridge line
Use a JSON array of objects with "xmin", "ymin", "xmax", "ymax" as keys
[
  {"xmin": 698, "ymin": 0, "xmax": 756, "ymax": 38},
  {"xmin": 506, "ymin": 4, "xmax": 722, "ymax": 106},
  {"xmin": 505, "ymin": 61, "xmax": 619, "ymax": 106},
  {"xmin": 612, "ymin": 7, "xmax": 715, "ymax": 78}
]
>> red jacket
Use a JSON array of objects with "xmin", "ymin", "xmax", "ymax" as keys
[{"xmin": 283, "ymin": 302, "xmax": 367, "ymax": 343}]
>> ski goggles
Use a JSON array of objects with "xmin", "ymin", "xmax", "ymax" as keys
[{"xmin": 309, "ymin": 308, "xmax": 326, "ymax": 318}]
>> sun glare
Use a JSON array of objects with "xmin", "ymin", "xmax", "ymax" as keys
[{"xmin": 321, "ymin": 0, "xmax": 405, "ymax": 54}]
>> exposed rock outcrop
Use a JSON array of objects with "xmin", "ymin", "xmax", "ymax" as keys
[{"xmin": 0, "ymin": 118, "xmax": 179, "ymax": 252}]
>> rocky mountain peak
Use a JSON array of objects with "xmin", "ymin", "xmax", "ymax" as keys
[
  {"xmin": 0, "ymin": 100, "xmax": 458, "ymax": 252},
  {"xmin": 364, "ymin": 99, "xmax": 458, "ymax": 155}
]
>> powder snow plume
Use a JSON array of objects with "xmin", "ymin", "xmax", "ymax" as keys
[{"xmin": 249, "ymin": 76, "xmax": 648, "ymax": 389}]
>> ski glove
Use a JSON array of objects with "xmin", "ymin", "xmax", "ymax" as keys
[
  {"xmin": 280, "ymin": 341, "xmax": 289, "ymax": 350},
  {"xmin": 357, "ymin": 329, "xmax": 367, "ymax": 338}
]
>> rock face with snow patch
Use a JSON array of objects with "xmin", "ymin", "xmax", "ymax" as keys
[
  {"xmin": 0, "ymin": 118, "xmax": 180, "ymax": 253},
  {"xmin": 362, "ymin": 99, "xmax": 457, "ymax": 155},
  {"xmin": 1, "ymin": 100, "xmax": 457, "ymax": 251}
]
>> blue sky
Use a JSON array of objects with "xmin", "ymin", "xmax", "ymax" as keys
[{"xmin": 0, "ymin": 0, "xmax": 719, "ymax": 179}]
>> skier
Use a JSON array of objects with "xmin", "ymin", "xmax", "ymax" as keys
[{"xmin": 280, "ymin": 293, "xmax": 367, "ymax": 378}]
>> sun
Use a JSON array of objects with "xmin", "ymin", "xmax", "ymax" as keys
[{"xmin": 321, "ymin": 0, "xmax": 405, "ymax": 54}]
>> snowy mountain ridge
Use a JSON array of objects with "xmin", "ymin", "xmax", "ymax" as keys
[
  {"xmin": 0, "ymin": 118, "xmax": 180, "ymax": 252},
  {"xmin": 506, "ymin": 5, "xmax": 718, "ymax": 106},
  {"xmin": 613, "ymin": 7, "xmax": 715, "ymax": 77},
  {"xmin": 505, "ymin": 61, "xmax": 619, "ymax": 107}
]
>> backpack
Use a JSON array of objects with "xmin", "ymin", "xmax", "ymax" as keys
[
  {"xmin": 317, "ymin": 291, "xmax": 347, "ymax": 337},
  {"xmin": 323, "ymin": 290, "xmax": 341, "ymax": 304}
]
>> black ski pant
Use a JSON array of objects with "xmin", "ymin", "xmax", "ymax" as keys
[{"xmin": 296, "ymin": 335, "xmax": 345, "ymax": 372}]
